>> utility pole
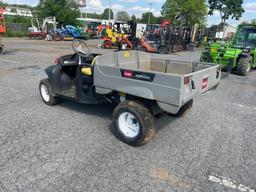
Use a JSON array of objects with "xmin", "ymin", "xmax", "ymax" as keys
[
  {"xmin": 78, "ymin": 0, "xmax": 86, "ymax": 18},
  {"xmin": 108, "ymin": 0, "xmax": 111, "ymax": 24},
  {"xmin": 148, "ymin": 3, "xmax": 153, "ymax": 24}
]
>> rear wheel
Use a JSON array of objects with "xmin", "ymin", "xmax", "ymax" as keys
[
  {"xmin": 237, "ymin": 56, "xmax": 252, "ymax": 76},
  {"xmin": 54, "ymin": 34, "xmax": 62, "ymax": 41},
  {"xmin": 112, "ymin": 100, "xmax": 156, "ymax": 146},
  {"xmin": 39, "ymin": 78, "xmax": 61, "ymax": 106},
  {"xmin": 158, "ymin": 46, "xmax": 167, "ymax": 54}
]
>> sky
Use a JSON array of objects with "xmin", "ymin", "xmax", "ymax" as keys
[{"xmin": 3, "ymin": 0, "xmax": 256, "ymax": 26}]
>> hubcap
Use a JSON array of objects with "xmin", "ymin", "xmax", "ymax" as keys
[
  {"xmin": 40, "ymin": 84, "xmax": 50, "ymax": 102},
  {"xmin": 159, "ymin": 47, "xmax": 166, "ymax": 54},
  {"xmin": 118, "ymin": 112, "xmax": 140, "ymax": 138},
  {"xmin": 247, "ymin": 64, "xmax": 251, "ymax": 72}
]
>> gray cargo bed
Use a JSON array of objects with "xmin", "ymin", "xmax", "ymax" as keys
[{"xmin": 93, "ymin": 51, "xmax": 220, "ymax": 114}]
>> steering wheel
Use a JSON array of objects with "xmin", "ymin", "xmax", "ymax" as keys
[{"xmin": 72, "ymin": 39, "xmax": 91, "ymax": 57}]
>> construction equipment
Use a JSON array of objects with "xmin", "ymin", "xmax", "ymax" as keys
[
  {"xmin": 0, "ymin": 7, "xmax": 6, "ymax": 55},
  {"xmin": 140, "ymin": 20, "xmax": 193, "ymax": 54},
  {"xmin": 100, "ymin": 21, "xmax": 137, "ymax": 50},
  {"xmin": 28, "ymin": 17, "xmax": 58, "ymax": 40},
  {"xmin": 201, "ymin": 24, "xmax": 256, "ymax": 76},
  {"xmin": 39, "ymin": 39, "xmax": 221, "ymax": 146}
]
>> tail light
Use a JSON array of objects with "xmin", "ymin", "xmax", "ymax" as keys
[
  {"xmin": 184, "ymin": 76, "xmax": 191, "ymax": 85},
  {"xmin": 123, "ymin": 70, "xmax": 133, "ymax": 78},
  {"xmin": 54, "ymin": 57, "xmax": 60, "ymax": 64},
  {"xmin": 202, "ymin": 77, "xmax": 208, "ymax": 91}
]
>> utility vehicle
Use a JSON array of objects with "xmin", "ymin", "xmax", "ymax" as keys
[
  {"xmin": 39, "ymin": 40, "xmax": 221, "ymax": 146},
  {"xmin": 201, "ymin": 24, "xmax": 256, "ymax": 76}
]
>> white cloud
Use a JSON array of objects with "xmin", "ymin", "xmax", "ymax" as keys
[
  {"xmin": 84, "ymin": 0, "xmax": 104, "ymax": 13},
  {"xmin": 127, "ymin": 5, "xmax": 159, "ymax": 16},
  {"xmin": 244, "ymin": 2, "xmax": 256, "ymax": 11},
  {"xmin": 111, "ymin": 4, "xmax": 124, "ymax": 11},
  {"xmin": 3, "ymin": 0, "xmax": 38, "ymax": 6},
  {"xmin": 128, "ymin": 5, "xmax": 150, "ymax": 12},
  {"xmin": 119, "ymin": 0, "xmax": 140, "ymax": 2}
]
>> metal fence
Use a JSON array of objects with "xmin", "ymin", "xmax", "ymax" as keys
[{"xmin": 6, "ymin": 23, "xmax": 29, "ymax": 33}]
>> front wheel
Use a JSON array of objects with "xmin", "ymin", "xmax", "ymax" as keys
[
  {"xmin": 112, "ymin": 100, "xmax": 156, "ymax": 146},
  {"xmin": 140, "ymin": 46, "xmax": 147, "ymax": 52},
  {"xmin": 237, "ymin": 56, "xmax": 252, "ymax": 76},
  {"xmin": 39, "ymin": 78, "xmax": 61, "ymax": 106}
]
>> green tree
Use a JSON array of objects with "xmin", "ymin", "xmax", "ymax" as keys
[
  {"xmin": 140, "ymin": 12, "xmax": 155, "ymax": 24},
  {"xmin": 36, "ymin": 0, "xmax": 79, "ymax": 25},
  {"xmin": 208, "ymin": 0, "xmax": 244, "ymax": 27},
  {"xmin": 116, "ymin": 11, "xmax": 130, "ymax": 21},
  {"xmin": 161, "ymin": 0, "xmax": 207, "ymax": 27},
  {"xmin": 131, "ymin": 15, "xmax": 136, "ymax": 22},
  {"xmin": 101, "ymin": 8, "xmax": 114, "ymax": 20},
  {"xmin": 251, "ymin": 19, "xmax": 256, "ymax": 25},
  {"xmin": 10, "ymin": 8, "xmax": 17, "ymax": 13}
]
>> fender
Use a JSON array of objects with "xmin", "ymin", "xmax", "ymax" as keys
[
  {"xmin": 45, "ymin": 65, "xmax": 62, "ymax": 93},
  {"xmin": 103, "ymin": 37, "xmax": 111, "ymax": 41}
]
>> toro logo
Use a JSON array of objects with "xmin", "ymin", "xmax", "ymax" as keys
[{"xmin": 121, "ymin": 70, "xmax": 155, "ymax": 82}]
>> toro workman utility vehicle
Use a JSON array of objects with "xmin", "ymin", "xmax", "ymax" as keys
[
  {"xmin": 0, "ymin": 7, "xmax": 6, "ymax": 55},
  {"xmin": 201, "ymin": 24, "xmax": 256, "ymax": 76},
  {"xmin": 39, "ymin": 39, "xmax": 221, "ymax": 146}
]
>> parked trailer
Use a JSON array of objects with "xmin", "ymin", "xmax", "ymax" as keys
[{"xmin": 39, "ymin": 40, "xmax": 221, "ymax": 146}]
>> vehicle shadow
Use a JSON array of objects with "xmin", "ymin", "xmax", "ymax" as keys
[
  {"xmin": 2, "ymin": 50, "xmax": 16, "ymax": 55},
  {"xmin": 155, "ymin": 114, "xmax": 178, "ymax": 132},
  {"xmin": 59, "ymin": 100, "xmax": 177, "ymax": 133},
  {"xmin": 59, "ymin": 100, "xmax": 115, "ymax": 119}
]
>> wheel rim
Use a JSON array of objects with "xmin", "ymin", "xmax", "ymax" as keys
[
  {"xmin": 104, "ymin": 41, "xmax": 111, "ymax": 48},
  {"xmin": 40, "ymin": 84, "xmax": 50, "ymax": 102},
  {"xmin": 159, "ymin": 47, "xmax": 166, "ymax": 54},
  {"xmin": 118, "ymin": 112, "xmax": 140, "ymax": 138},
  {"xmin": 247, "ymin": 61, "xmax": 251, "ymax": 72}
]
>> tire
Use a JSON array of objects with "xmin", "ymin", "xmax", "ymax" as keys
[
  {"xmin": 140, "ymin": 46, "xmax": 147, "ymax": 52},
  {"xmin": 39, "ymin": 78, "xmax": 61, "ymax": 106},
  {"xmin": 54, "ymin": 34, "xmax": 62, "ymax": 41},
  {"xmin": 112, "ymin": 100, "xmax": 156, "ymax": 146},
  {"xmin": 158, "ymin": 46, "xmax": 167, "ymax": 54},
  {"xmin": 237, "ymin": 56, "xmax": 252, "ymax": 76},
  {"xmin": 103, "ymin": 40, "xmax": 112, "ymax": 49},
  {"xmin": 200, "ymin": 51, "xmax": 211, "ymax": 63},
  {"xmin": 168, "ymin": 99, "xmax": 193, "ymax": 117},
  {"xmin": 0, "ymin": 46, "xmax": 3, "ymax": 55}
]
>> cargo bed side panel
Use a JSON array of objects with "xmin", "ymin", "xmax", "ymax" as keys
[
  {"xmin": 182, "ymin": 65, "xmax": 220, "ymax": 102},
  {"xmin": 94, "ymin": 65, "xmax": 183, "ymax": 106}
]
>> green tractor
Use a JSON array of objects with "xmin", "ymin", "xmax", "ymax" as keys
[{"xmin": 201, "ymin": 24, "xmax": 256, "ymax": 76}]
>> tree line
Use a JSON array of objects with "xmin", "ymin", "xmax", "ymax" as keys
[{"xmin": 1, "ymin": 0, "xmax": 247, "ymax": 28}]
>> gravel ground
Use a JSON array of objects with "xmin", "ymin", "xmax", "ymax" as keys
[{"xmin": 0, "ymin": 38, "xmax": 256, "ymax": 192}]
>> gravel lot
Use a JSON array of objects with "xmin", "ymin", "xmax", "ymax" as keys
[{"xmin": 0, "ymin": 38, "xmax": 256, "ymax": 192}]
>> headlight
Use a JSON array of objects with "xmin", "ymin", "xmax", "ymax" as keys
[{"xmin": 243, "ymin": 48, "xmax": 251, "ymax": 53}]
